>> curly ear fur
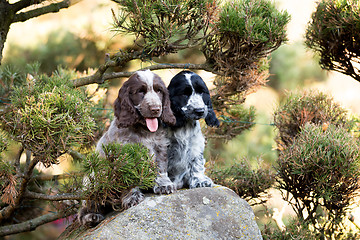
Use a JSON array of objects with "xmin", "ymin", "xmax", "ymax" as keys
[
  {"xmin": 161, "ymin": 86, "xmax": 176, "ymax": 126},
  {"xmin": 205, "ymin": 108, "xmax": 220, "ymax": 127},
  {"xmin": 114, "ymin": 84, "xmax": 140, "ymax": 128},
  {"xmin": 204, "ymin": 98, "xmax": 220, "ymax": 127}
]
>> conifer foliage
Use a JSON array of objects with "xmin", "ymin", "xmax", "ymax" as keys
[
  {"xmin": 0, "ymin": 0, "xmax": 290, "ymax": 236},
  {"xmin": 112, "ymin": 0, "xmax": 216, "ymax": 57},
  {"xmin": 305, "ymin": 0, "xmax": 360, "ymax": 81},
  {"xmin": 83, "ymin": 143, "xmax": 157, "ymax": 208},
  {"xmin": 205, "ymin": 0, "xmax": 290, "ymax": 104},
  {"xmin": 2, "ymin": 67, "xmax": 95, "ymax": 167},
  {"xmin": 273, "ymin": 91, "xmax": 360, "ymax": 239}
]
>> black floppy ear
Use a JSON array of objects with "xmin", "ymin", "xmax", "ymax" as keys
[
  {"xmin": 205, "ymin": 109, "xmax": 220, "ymax": 127},
  {"xmin": 161, "ymin": 87, "xmax": 176, "ymax": 126},
  {"xmin": 204, "ymin": 97, "xmax": 220, "ymax": 127},
  {"xmin": 114, "ymin": 83, "xmax": 140, "ymax": 128}
]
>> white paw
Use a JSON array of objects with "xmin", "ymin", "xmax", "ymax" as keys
[
  {"xmin": 121, "ymin": 187, "xmax": 145, "ymax": 209},
  {"xmin": 154, "ymin": 176, "xmax": 176, "ymax": 194},
  {"xmin": 189, "ymin": 176, "xmax": 214, "ymax": 188}
]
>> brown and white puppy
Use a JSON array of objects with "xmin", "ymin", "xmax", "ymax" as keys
[{"xmin": 78, "ymin": 70, "xmax": 176, "ymax": 227}]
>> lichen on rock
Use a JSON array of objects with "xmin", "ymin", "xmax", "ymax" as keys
[{"xmin": 59, "ymin": 186, "xmax": 262, "ymax": 240}]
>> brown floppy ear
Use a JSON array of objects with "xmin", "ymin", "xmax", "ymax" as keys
[
  {"xmin": 114, "ymin": 82, "xmax": 140, "ymax": 128},
  {"xmin": 161, "ymin": 86, "xmax": 176, "ymax": 126}
]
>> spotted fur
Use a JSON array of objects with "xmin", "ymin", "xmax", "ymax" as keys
[{"xmin": 167, "ymin": 71, "xmax": 219, "ymax": 190}]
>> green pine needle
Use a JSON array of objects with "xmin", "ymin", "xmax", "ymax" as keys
[{"xmin": 83, "ymin": 143, "xmax": 157, "ymax": 206}]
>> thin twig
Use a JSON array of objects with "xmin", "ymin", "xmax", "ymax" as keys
[
  {"xmin": 10, "ymin": 0, "xmax": 46, "ymax": 13},
  {"xmin": 32, "ymin": 172, "xmax": 83, "ymax": 182},
  {"xmin": 24, "ymin": 190, "xmax": 82, "ymax": 201},
  {"xmin": 13, "ymin": 0, "xmax": 77, "ymax": 23},
  {"xmin": 0, "ymin": 209, "xmax": 76, "ymax": 237},
  {"xmin": 349, "ymin": 213, "xmax": 360, "ymax": 231},
  {"xmin": 72, "ymin": 63, "xmax": 215, "ymax": 87},
  {"xmin": 72, "ymin": 60, "xmax": 118, "ymax": 87},
  {"xmin": 13, "ymin": 0, "xmax": 78, "ymax": 23}
]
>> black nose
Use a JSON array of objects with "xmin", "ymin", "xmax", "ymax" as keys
[
  {"xmin": 194, "ymin": 108, "xmax": 205, "ymax": 116},
  {"xmin": 150, "ymin": 106, "xmax": 161, "ymax": 115}
]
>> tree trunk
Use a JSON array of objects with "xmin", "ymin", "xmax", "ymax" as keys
[{"xmin": 0, "ymin": 0, "xmax": 13, "ymax": 65}]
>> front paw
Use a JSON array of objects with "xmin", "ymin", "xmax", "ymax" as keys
[
  {"xmin": 78, "ymin": 210, "xmax": 104, "ymax": 227},
  {"xmin": 189, "ymin": 176, "xmax": 214, "ymax": 188},
  {"xmin": 121, "ymin": 187, "xmax": 145, "ymax": 209},
  {"xmin": 153, "ymin": 183, "xmax": 176, "ymax": 194},
  {"xmin": 153, "ymin": 176, "xmax": 176, "ymax": 194}
]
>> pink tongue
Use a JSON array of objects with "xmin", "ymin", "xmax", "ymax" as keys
[{"xmin": 145, "ymin": 118, "xmax": 158, "ymax": 132}]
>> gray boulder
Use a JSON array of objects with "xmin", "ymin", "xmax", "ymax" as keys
[{"xmin": 60, "ymin": 186, "xmax": 263, "ymax": 239}]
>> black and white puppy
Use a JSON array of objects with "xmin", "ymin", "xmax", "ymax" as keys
[{"xmin": 167, "ymin": 70, "xmax": 220, "ymax": 190}]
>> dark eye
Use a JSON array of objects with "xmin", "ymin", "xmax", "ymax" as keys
[
  {"xmin": 183, "ymin": 87, "xmax": 192, "ymax": 97},
  {"xmin": 154, "ymin": 86, "xmax": 162, "ymax": 94},
  {"xmin": 137, "ymin": 86, "xmax": 147, "ymax": 95},
  {"xmin": 195, "ymin": 87, "xmax": 205, "ymax": 94}
]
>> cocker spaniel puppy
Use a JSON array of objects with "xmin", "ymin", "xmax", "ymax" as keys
[
  {"xmin": 167, "ymin": 70, "xmax": 220, "ymax": 190},
  {"xmin": 79, "ymin": 70, "xmax": 176, "ymax": 227}
]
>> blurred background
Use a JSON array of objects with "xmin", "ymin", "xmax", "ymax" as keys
[{"xmin": 2, "ymin": 0, "xmax": 360, "ymax": 239}]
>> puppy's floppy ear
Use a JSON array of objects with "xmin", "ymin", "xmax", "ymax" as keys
[
  {"xmin": 114, "ymin": 81, "xmax": 140, "ymax": 128},
  {"xmin": 204, "ymin": 98, "xmax": 220, "ymax": 127},
  {"xmin": 161, "ymin": 92, "xmax": 176, "ymax": 126},
  {"xmin": 205, "ymin": 109, "xmax": 220, "ymax": 127},
  {"xmin": 160, "ymin": 83, "xmax": 176, "ymax": 126}
]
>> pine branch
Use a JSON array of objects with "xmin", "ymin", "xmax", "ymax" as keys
[
  {"xmin": 13, "ymin": 0, "xmax": 78, "ymax": 23},
  {"xmin": 71, "ymin": 49, "xmax": 145, "ymax": 87},
  {"xmin": 24, "ymin": 190, "xmax": 82, "ymax": 201},
  {"xmin": 72, "ymin": 62, "xmax": 215, "ymax": 87},
  {"xmin": 141, "ymin": 63, "xmax": 215, "ymax": 73},
  {"xmin": 72, "ymin": 59, "xmax": 118, "ymax": 87},
  {"xmin": 0, "ymin": 209, "xmax": 76, "ymax": 237},
  {"xmin": 11, "ymin": 0, "xmax": 46, "ymax": 13},
  {"xmin": 32, "ymin": 172, "xmax": 82, "ymax": 181}
]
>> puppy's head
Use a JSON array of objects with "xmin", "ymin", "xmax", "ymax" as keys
[
  {"xmin": 167, "ymin": 71, "xmax": 220, "ymax": 128},
  {"xmin": 114, "ymin": 70, "xmax": 176, "ymax": 131}
]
